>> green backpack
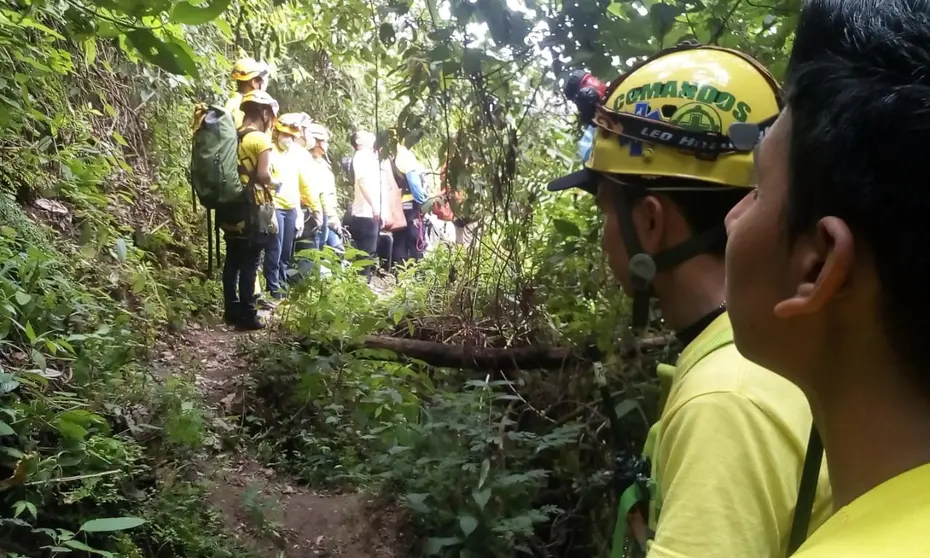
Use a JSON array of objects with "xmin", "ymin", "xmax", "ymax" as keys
[{"xmin": 190, "ymin": 105, "xmax": 244, "ymax": 209}]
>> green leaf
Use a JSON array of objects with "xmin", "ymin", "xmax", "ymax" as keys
[
  {"xmin": 63, "ymin": 539, "xmax": 114, "ymax": 557},
  {"xmin": 56, "ymin": 419, "xmax": 87, "ymax": 440},
  {"xmin": 214, "ymin": 18, "xmax": 233, "ymax": 39},
  {"xmin": 552, "ymin": 218, "xmax": 581, "ymax": 238},
  {"xmin": 83, "ymin": 38, "xmax": 97, "ymax": 66},
  {"xmin": 614, "ymin": 399, "xmax": 640, "ymax": 420},
  {"xmin": 478, "ymin": 458, "xmax": 490, "ymax": 489},
  {"xmin": 458, "ymin": 514, "xmax": 478, "ymax": 537},
  {"xmin": 0, "ymin": 376, "xmax": 20, "ymax": 393},
  {"xmin": 404, "ymin": 492, "xmax": 430, "ymax": 513},
  {"xmin": 24, "ymin": 322, "xmax": 36, "ymax": 344},
  {"xmin": 125, "ymin": 29, "xmax": 195, "ymax": 77},
  {"xmin": 649, "ymin": 3, "xmax": 683, "ymax": 42},
  {"xmin": 170, "ymin": 0, "xmax": 231, "ymax": 25},
  {"xmin": 112, "ymin": 131, "xmax": 129, "ymax": 147},
  {"xmin": 79, "ymin": 517, "xmax": 147, "ymax": 533},
  {"xmin": 164, "ymin": 36, "xmax": 200, "ymax": 78},
  {"xmin": 472, "ymin": 488, "xmax": 491, "ymax": 510},
  {"xmin": 424, "ymin": 537, "xmax": 461, "ymax": 556},
  {"xmin": 14, "ymin": 291, "xmax": 31, "ymax": 306},
  {"xmin": 379, "ymin": 23, "xmax": 396, "ymax": 45},
  {"xmin": 0, "ymin": 421, "xmax": 15, "ymax": 436},
  {"xmin": 32, "ymin": 350, "xmax": 46, "ymax": 371}
]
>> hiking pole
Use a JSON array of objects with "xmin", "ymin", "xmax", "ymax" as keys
[
  {"xmin": 215, "ymin": 214, "xmax": 222, "ymax": 270},
  {"xmin": 206, "ymin": 207, "xmax": 214, "ymax": 277}
]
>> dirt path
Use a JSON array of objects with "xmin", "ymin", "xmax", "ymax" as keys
[{"xmin": 151, "ymin": 320, "xmax": 409, "ymax": 558}]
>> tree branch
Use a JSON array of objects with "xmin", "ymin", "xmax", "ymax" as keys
[{"xmin": 301, "ymin": 334, "xmax": 676, "ymax": 371}]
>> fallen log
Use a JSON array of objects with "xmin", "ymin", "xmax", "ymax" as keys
[{"xmin": 345, "ymin": 334, "xmax": 675, "ymax": 371}]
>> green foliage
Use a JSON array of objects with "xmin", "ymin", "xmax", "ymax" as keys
[{"xmin": 0, "ymin": 0, "xmax": 801, "ymax": 555}]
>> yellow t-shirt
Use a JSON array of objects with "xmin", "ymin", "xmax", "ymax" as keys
[
  {"xmin": 293, "ymin": 148, "xmax": 321, "ymax": 213},
  {"xmin": 238, "ymin": 128, "xmax": 273, "ymax": 184},
  {"xmin": 307, "ymin": 156, "xmax": 338, "ymax": 218},
  {"xmin": 270, "ymin": 146, "xmax": 304, "ymax": 211},
  {"xmin": 226, "ymin": 93, "xmax": 244, "ymax": 129},
  {"xmin": 791, "ymin": 463, "xmax": 930, "ymax": 557},
  {"xmin": 643, "ymin": 312, "xmax": 833, "ymax": 558}
]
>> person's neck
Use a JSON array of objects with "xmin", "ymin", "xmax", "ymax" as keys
[
  {"xmin": 810, "ymin": 347, "xmax": 930, "ymax": 509},
  {"xmin": 654, "ymin": 255, "xmax": 727, "ymax": 331},
  {"xmin": 241, "ymin": 117, "xmax": 264, "ymax": 131}
]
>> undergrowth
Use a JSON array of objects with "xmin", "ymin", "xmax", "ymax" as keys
[
  {"xmin": 0, "ymin": 7, "xmax": 249, "ymax": 556},
  {"xmin": 245, "ymin": 231, "xmax": 665, "ymax": 557}
]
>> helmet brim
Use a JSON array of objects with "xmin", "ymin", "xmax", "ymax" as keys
[{"xmin": 546, "ymin": 169, "xmax": 597, "ymax": 195}]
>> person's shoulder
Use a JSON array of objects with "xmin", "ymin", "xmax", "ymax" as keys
[
  {"xmin": 795, "ymin": 464, "xmax": 930, "ymax": 558},
  {"xmin": 670, "ymin": 344, "xmax": 810, "ymax": 420},
  {"xmin": 225, "ymin": 93, "xmax": 242, "ymax": 111},
  {"xmin": 239, "ymin": 128, "xmax": 273, "ymax": 152}
]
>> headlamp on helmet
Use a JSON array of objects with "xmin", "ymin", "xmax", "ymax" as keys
[{"xmin": 564, "ymin": 70, "xmax": 608, "ymax": 126}]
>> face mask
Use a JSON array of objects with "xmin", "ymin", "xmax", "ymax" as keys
[{"xmin": 278, "ymin": 136, "xmax": 294, "ymax": 151}]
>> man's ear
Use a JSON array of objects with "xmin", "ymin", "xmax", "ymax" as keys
[
  {"xmin": 634, "ymin": 195, "xmax": 665, "ymax": 254},
  {"xmin": 774, "ymin": 216, "xmax": 854, "ymax": 318}
]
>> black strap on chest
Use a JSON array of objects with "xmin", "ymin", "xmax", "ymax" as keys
[{"xmin": 788, "ymin": 425, "xmax": 823, "ymax": 554}]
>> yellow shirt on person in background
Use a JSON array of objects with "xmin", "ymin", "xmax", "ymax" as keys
[
  {"xmin": 791, "ymin": 463, "xmax": 930, "ymax": 558},
  {"xmin": 643, "ymin": 312, "xmax": 832, "ymax": 558},
  {"xmin": 270, "ymin": 145, "xmax": 311, "ymax": 211},
  {"xmin": 309, "ymin": 156, "xmax": 339, "ymax": 220},
  {"xmin": 226, "ymin": 93, "xmax": 244, "ymax": 129}
]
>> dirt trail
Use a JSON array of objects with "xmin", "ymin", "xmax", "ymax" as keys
[{"xmin": 151, "ymin": 320, "xmax": 409, "ymax": 558}]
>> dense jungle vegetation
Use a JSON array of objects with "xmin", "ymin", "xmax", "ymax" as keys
[{"xmin": 0, "ymin": 0, "xmax": 799, "ymax": 556}]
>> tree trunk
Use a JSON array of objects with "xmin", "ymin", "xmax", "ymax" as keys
[{"xmin": 337, "ymin": 334, "xmax": 674, "ymax": 371}]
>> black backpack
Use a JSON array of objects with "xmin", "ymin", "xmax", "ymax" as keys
[{"xmin": 340, "ymin": 156, "xmax": 355, "ymax": 186}]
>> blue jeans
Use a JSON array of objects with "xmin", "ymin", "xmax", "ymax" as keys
[
  {"xmin": 317, "ymin": 214, "xmax": 345, "ymax": 253},
  {"xmin": 264, "ymin": 207, "xmax": 298, "ymax": 297},
  {"xmin": 222, "ymin": 233, "xmax": 262, "ymax": 317}
]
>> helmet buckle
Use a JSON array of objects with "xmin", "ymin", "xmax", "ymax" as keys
[{"xmin": 629, "ymin": 253, "xmax": 657, "ymax": 291}]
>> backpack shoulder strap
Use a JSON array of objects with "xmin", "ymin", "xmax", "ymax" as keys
[{"xmin": 788, "ymin": 426, "xmax": 823, "ymax": 554}]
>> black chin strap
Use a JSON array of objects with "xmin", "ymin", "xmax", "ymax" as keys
[{"xmin": 611, "ymin": 187, "xmax": 727, "ymax": 332}]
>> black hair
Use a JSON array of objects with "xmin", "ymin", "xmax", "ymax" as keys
[
  {"xmin": 240, "ymin": 101, "xmax": 274, "ymax": 130},
  {"xmin": 785, "ymin": 0, "xmax": 930, "ymax": 386}
]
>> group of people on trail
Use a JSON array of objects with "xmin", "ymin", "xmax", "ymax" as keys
[
  {"xmin": 344, "ymin": 129, "xmax": 431, "ymax": 279},
  {"xmin": 194, "ymin": 58, "xmax": 466, "ymax": 331},
  {"xmin": 549, "ymin": 0, "xmax": 930, "ymax": 556}
]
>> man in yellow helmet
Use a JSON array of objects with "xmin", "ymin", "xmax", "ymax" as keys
[
  {"xmin": 227, "ymin": 58, "xmax": 270, "ymax": 129},
  {"xmin": 547, "ymin": 43, "xmax": 831, "ymax": 557}
]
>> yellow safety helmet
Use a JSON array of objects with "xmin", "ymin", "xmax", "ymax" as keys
[
  {"xmin": 231, "ymin": 58, "xmax": 269, "ymax": 82},
  {"xmin": 275, "ymin": 114, "xmax": 304, "ymax": 136},
  {"xmin": 548, "ymin": 44, "xmax": 781, "ymax": 193},
  {"xmin": 240, "ymin": 90, "xmax": 279, "ymax": 116},
  {"xmin": 547, "ymin": 43, "xmax": 781, "ymax": 332}
]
